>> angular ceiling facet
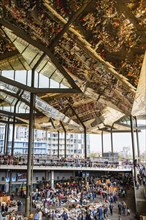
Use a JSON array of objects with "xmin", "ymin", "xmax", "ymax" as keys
[
  {"xmin": 2, "ymin": 27, "xmax": 72, "ymax": 88},
  {"xmin": 132, "ymin": 51, "xmax": 146, "ymax": 117}
]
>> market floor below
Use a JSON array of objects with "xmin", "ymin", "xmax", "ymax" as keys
[{"xmin": 15, "ymin": 188, "xmax": 136, "ymax": 220}]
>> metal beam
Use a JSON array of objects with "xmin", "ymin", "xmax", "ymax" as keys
[
  {"xmin": 130, "ymin": 115, "xmax": 136, "ymax": 180},
  {"xmin": 100, "ymin": 129, "xmax": 141, "ymax": 133},
  {"xmin": 0, "ymin": 75, "xmax": 32, "ymax": 92},
  {"xmin": 10, "ymin": 89, "xmax": 23, "ymax": 194},
  {"xmin": 57, "ymin": 131, "xmax": 60, "ymax": 158},
  {"xmin": 134, "ymin": 117, "xmax": 140, "ymax": 160},
  {"xmin": 110, "ymin": 124, "xmax": 114, "ymax": 157},
  {"xmin": 0, "ymin": 75, "xmax": 80, "ymax": 94},
  {"xmin": 5, "ymin": 118, "xmax": 10, "ymax": 155},
  {"xmin": 0, "ymin": 109, "xmax": 42, "ymax": 118},
  {"xmin": 11, "ymin": 91, "xmax": 24, "ymax": 156},
  {"xmin": 35, "ymin": 88, "xmax": 80, "ymax": 94},
  {"xmin": 49, "ymin": 0, "xmax": 93, "ymax": 49},
  {"xmin": 4, "ymin": 119, "xmax": 9, "ymax": 155},
  {"xmin": 0, "ymin": 19, "xmax": 81, "ymax": 92},
  {"xmin": 60, "ymin": 121, "xmax": 67, "ymax": 158},
  {"xmin": 26, "ymin": 69, "xmax": 35, "ymax": 217},
  {"xmin": 101, "ymin": 131, "xmax": 104, "ymax": 157},
  {"xmin": 0, "ymin": 119, "xmax": 27, "ymax": 124}
]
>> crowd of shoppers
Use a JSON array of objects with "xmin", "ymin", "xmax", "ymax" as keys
[
  {"xmin": 0, "ymin": 172, "xmax": 134, "ymax": 219},
  {"xmin": 137, "ymin": 163, "xmax": 146, "ymax": 186},
  {"xmin": 30, "ymin": 173, "xmax": 133, "ymax": 219},
  {"xmin": 1, "ymin": 173, "xmax": 133, "ymax": 219}
]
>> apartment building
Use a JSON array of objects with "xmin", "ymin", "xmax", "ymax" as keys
[{"xmin": 0, "ymin": 126, "xmax": 90, "ymax": 157}]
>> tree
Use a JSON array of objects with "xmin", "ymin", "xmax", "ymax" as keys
[{"xmin": 89, "ymin": 152, "xmax": 101, "ymax": 158}]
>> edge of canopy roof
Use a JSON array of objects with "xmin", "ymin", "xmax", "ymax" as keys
[{"xmin": 132, "ymin": 51, "xmax": 146, "ymax": 117}]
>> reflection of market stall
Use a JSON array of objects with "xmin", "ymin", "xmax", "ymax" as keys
[
  {"xmin": 0, "ymin": 195, "xmax": 10, "ymax": 204},
  {"xmin": 0, "ymin": 154, "xmax": 124, "ymax": 168},
  {"xmin": 0, "ymin": 196, "xmax": 18, "ymax": 213}
]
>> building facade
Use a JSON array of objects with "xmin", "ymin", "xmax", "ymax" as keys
[
  {"xmin": 0, "ymin": 125, "xmax": 90, "ymax": 157},
  {"xmin": 0, "ymin": 125, "xmax": 5, "ymax": 153}
]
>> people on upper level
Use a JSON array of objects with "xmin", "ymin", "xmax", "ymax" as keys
[{"xmin": 0, "ymin": 154, "xmax": 133, "ymax": 169}]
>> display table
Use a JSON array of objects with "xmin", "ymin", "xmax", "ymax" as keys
[{"xmin": 0, "ymin": 196, "xmax": 10, "ymax": 204}]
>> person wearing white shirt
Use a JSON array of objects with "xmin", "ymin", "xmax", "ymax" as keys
[{"xmin": 38, "ymin": 210, "xmax": 42, "ymax": 220}]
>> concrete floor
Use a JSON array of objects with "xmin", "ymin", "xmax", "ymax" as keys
[{"xmin": 106, "ymin": 188, "xmax": 136, "ymax": 220}]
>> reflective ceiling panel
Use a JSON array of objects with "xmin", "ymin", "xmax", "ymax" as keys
[
  {"xmin": 0, "ymin": 55, "xmax": 30, "ymax": 70},
  {"xmin": 132, "ymin": 51, "xmax": 146, "ymax": 117},
  {"xmin": 3, "ymin": 27, "xmax": 71, "ymax": 88}
]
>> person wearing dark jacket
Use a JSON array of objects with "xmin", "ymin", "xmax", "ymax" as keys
[{"xmin": 61, "ymin": 211, "xmax": 68, "ymax": 220}]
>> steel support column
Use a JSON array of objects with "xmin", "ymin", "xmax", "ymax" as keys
[
  {"xmin": 25, "ymin": 69, "xmax": 35, "ymax": 217},
  {"xmin": 101, "ymin": 131, "xmax": 104, "ymax": 157},
  {"xmin": 111, "ymin": 126, "xmax": 114, "ymax": 160},
  {"xmin": 57, "ymin": 131, "xmax": 60, "ymax": 158},
  {"xmin": 9, "ymin": 171, "xmax": 12, "ymax": 195},
  {"xmin": 135, "ymin": 117, "xmax": 140, "ymax": 161},
  {"xmin": 60, "ymin": 122, "xmax": 67, "ymax": 158},
  {"xmin": 11, "ymin": 91, "xmax": 23, "ymax": 157},
  {"xmin": 11, "ymin": 117, "xmax": 16, "ymax": 157},
  {"xmin": 5, "ymin": 119, "xmax": 10, "ymax": 155},
  {"xmin": 84, "ymin": 126, "xmax": 87, "ymax": 159},
  {"xmin": 64, "ymin": 130, "xmax": 67, "ymax": 158},
  {"xmin": 4, "ymin": 124, "xmax": 7, "ymax": 154},
  {"xmin": 4, "ymin": 121, "xmax": 8, "ymax": 154},
  {"xmin": 25, "ymin": 53, "xmax": 45, "ymax": 216},
  {"xmin": 130, "ymin": 115, "xmax": 136, "ymax": 180}
]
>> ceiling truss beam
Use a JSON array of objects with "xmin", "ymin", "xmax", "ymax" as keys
[
  {"xmin": 0, "ymin": 75, "xmax": 80, "ymax": 94},
  {"xmin": 0, "ymin": 19, "xmax": 81, "ymax": 92}
]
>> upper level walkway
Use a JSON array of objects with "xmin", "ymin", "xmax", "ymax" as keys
[{"xmin": 0, "ymin": 164, "xmax": 132, "ymax": 172}]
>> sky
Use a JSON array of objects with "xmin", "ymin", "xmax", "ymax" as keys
[{"xmin": 89, "ymin": 120, "xmax": 146, "ymax": 155}]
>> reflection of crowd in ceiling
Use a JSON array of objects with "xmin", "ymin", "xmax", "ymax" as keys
[
  {"xmin": 0, "ymin": 0, "xmax": 145, "ymax": 87},
  {"xmin": 0, "ymin": 0, "xmax": 145, "ymax": 129},
  {"xmin": 0, "ymin": 29, "xmax": 16, "ymax": 54}
]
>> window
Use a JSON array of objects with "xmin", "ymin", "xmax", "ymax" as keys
[{"xmin": 36, "ymin": 177, "xmax": 38, "ymax": 180}]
